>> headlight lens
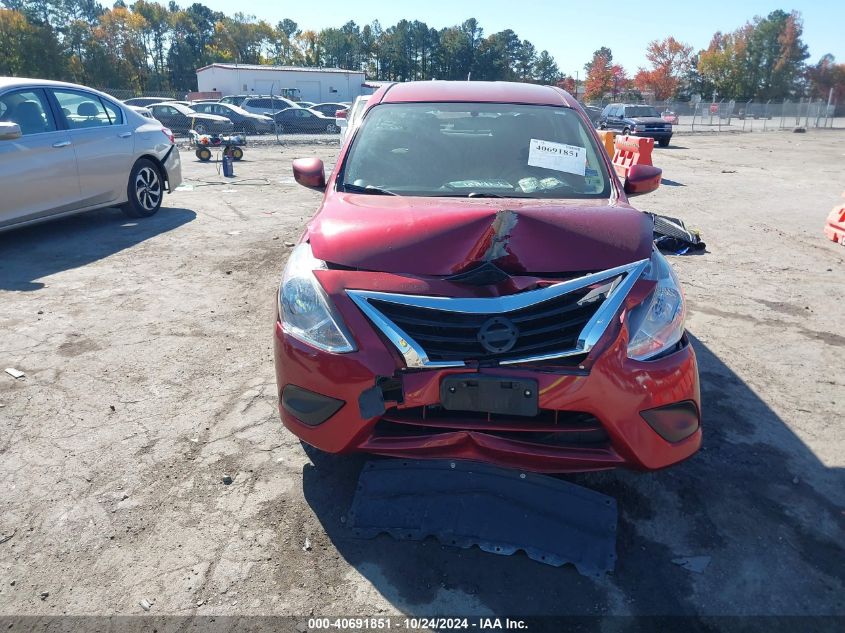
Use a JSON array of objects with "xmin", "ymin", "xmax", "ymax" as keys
[
  {"xmin": 627, "ymin": 250, "xmax": 686, "ymax": 360},
  {"xmin": 279, "ymin": 243, "xmax": 356, "ymax": 353}
]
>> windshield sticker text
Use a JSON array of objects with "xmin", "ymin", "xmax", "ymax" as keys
[{"xmin": 528, "ymin": 139, "xmax": 586, "ymax": 176}]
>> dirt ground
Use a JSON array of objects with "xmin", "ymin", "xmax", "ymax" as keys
[{"xmin": 1, "ymin": 131, "xmax": 843, "ymax": 627}]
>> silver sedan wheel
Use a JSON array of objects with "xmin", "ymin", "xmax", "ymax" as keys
[{"xmin": 134, "ymin": 166, "xmax": 161, "ymax": 212}]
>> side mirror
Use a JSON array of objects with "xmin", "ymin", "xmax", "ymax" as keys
[
  {"xmin": 624, "ymin": 164, "xmax": 662, "ymax": 196},
  {"xmin": 292, "ymin": 157, "xmax": 326, "ymax": 191},
  {"xmin": 0, "ymin": 122, "xmax": 22, "ymax": 141}
]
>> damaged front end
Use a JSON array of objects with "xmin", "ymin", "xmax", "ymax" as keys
[{"xmin": 274, "ymin": 234, "xmax": 701, "ymax": 473}]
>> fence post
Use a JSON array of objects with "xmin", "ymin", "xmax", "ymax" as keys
[{"xmin": 763, "ymin": 100, "xmax": 770, "ymax": 131}]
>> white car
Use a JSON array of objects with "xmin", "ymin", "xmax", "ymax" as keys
[
  {"xmin": 240, "ymin": 96, "xmax": 298, "ymax": 116},
  {"xmin": 339, "ymin": 95, "xmax": 370, "ymax": 142},
  {"xmin": 127, "ymin": 105, "xmax": 156, "ymax": 120},
  {"xmin": 0, "ymin": 77, "xmax": 182, "ymax": 231}
]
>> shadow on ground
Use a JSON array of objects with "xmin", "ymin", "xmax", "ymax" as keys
[
  {"xmin": 0, "ymin": 206, "xmax": 195, "ymax": 291},
  {"xmin": 302, "ymin": 334, "xmax": 844, "ymax": 619}
]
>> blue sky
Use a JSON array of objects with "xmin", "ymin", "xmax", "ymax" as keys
[{"xmin": 165, "ymin": 0, "xmax": 842, "ymax": 73}]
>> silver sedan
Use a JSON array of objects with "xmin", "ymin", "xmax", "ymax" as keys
[{"xmin": 0, "ymin": 77, "xmax": 182, "ymax": 232}]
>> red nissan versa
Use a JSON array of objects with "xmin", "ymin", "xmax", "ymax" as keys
[{"xmin": 273, "ymin": 81, "xmax": 701, "ymax": 473}]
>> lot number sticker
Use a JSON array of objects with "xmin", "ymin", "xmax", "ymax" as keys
[{"xmin": 528, "ymin": 139, "xmax": 586, "ymax": 176}]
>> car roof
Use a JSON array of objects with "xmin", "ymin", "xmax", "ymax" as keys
[
  {"xmin": 0, "ymin": 77, "xmax": 124, "ymax": 101},
  {"xmin": 374, "ymin": 81, "xmax": 573, "ymax": 107}
]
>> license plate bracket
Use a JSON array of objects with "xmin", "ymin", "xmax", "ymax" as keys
[{"xmin": 440, "ymin": 375, "xmax": 538, "ymax": 417}]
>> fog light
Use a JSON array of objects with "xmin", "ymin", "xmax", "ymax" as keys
[{"xmin": 640, "ymin": 401, "xmax": 700, "ymax": 442}]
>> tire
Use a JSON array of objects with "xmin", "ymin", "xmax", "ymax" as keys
[
  {"xmin": 121, "ymin": 158, "xmax": 163, "ymax": 218},
  {"xmin": 326, "ymin": 122, "xmax": 337, "ymax": 134},
  {"xmin": 231, "ymin": 147, "xmax": 244, "ymax": 161},
  {"xmin": 196, "ymin": 147, "xmax": 212, "ymax": 162},
  {"xmin": 658, "ymin": 137, "xmax": 671, "ymax": 148},
  {"xmin": 622, "ymin": 127, "xmax": 631, "ymax": 136},
  {"xmin": 243, "ymin": 122, "xmax": 256, "ymax": 135},
  {"xmin": 194, "ymin": 122, "xmax": 208, "ymax": 135}
]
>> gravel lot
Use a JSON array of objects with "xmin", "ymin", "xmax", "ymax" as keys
[{"xmin": 1, "ymin": 132, "xmax": 843, "ymax": 627}]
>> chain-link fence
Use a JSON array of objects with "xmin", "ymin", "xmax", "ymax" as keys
[
  {"xmin": 583, "ymin": 98, "xmax": 842, "ymax": 132},
  {"xmin": 98, "ymin": 87, "xmax": 343, "ymax": 144}
]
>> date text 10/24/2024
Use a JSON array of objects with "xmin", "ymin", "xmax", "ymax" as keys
[{"xmin": 306, "ymin": 617, "xmax": 529, "ymax": 630}]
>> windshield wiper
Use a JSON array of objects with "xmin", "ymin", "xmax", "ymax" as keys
[
  {"xmin": 342, "ymin": 183, "xmax": 397, "ymax": 196},
  {"xmin": 442, "ymin": 192, "xmax": 507, "ymax": 198}
]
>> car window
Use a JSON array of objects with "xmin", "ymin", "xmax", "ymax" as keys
[
  {"xmin": 0, "ymin": 89, "xmax": 57, "ymax": 136},
  {"xmin": 101, "ymin": 98, "xmax": 124, "ymax": 125},
  {"xmin": 624, "ymin": 106, "xmax": 660, "ymax": 118},
  {"xmin": 52, "ymin": 89, "xmax": 114, "ymax": 129},
  {"xmin": 342, "ymin": 102, "xmax": 611, "ymax": 199},
  {"xmin": 193, "ymin": 104, "xmax": 209, "ymax": 113}
]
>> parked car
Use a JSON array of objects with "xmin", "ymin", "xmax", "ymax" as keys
[
  {"xmin": 598, "ymin": 103, "xmax": 673, "ymax": 147},
  {"xmin": 240, "ymin": 96, "xmax": 298, "ymax": 116},
  {"xmin": 148, "ymin": 102, "xmax": 234, "ymax": 136},
  {"xmin": 218, "ymin": 95, "xmax": 249, "ymax": 107},
  {"xmin": 338, "ymin": 95, "xmax": 369, "ymax": 141},
  {"xmin": 274, "ymin": 81, "xmax": 699, "ymax": 474},
  {"xmin": 580, "ymin": 104, "xmax": 604, "ymax": 126},
  {"xmin": 272, "ymin": 107, "xmax": 339, "ymax": 133},
  {"xmin": 0, "ymin": 77, "xmax": 182, "ymax": 229},
  {"xmin": 661, "ymin": 109, "xmax": 679, "ymax": 125},
  {"xmin": 127, "ymin": 105, "xmax": 156, "ymax": 120},
  {"xmin": 297, "ymin": 101, "xmax": 315, "ymax": 109},
  {"xmin": 123, "ymin": 96, "xmax": 175, "ymax": 107},
  {"xmin": 190, "ymin": 102, "xmax": 274, "ymax": 134},
  {"xmin": 311, "ymin": 102, "xmax": 350, "ymax": 118}
]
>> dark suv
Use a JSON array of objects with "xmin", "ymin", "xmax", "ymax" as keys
[{"xmin": 598, "ymin": 103, "xmax": 672, "ymax": 147}]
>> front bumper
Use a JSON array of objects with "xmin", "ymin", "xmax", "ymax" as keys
[
  {"xmin": 273, "ymin": 271, "xmax": 701, "ymax": 473},
  {"xmin": 633, "ymin": 130, "xmax": 672, "ymax": 141}
]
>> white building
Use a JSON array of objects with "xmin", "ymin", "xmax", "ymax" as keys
[{"xmin": 196, "ymin": 63, "xmax": 368, "ymax": 103}]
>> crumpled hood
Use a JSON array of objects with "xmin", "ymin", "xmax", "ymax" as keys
[{"xmin": 307, "ymin": 195, "xmax": 653, "ymax": 276}]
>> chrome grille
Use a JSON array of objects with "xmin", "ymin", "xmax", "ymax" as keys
[{"xmin": 347, "ymin": 259, "xmax": 648, "ymax": 368}]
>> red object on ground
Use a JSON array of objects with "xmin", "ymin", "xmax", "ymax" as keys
[
  {"xmin": 612, "ymin": 135, "xmax": 655, "ymax": 179},
  {"xmin": 273, "ymin": 81, "xmax": 701, "ymax": 474},
  {"xmin": 824, "ymin": 194, "xmax": 845, "ymax": 244}
]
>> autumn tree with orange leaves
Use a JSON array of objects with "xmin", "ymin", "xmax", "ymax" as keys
[
  {"xmin": 633, "ymin": 37, "xmax": 693, "ymax": 100},
  {"xmin": 584, "ymin": 47, "xmax": 631, "ymax": 100}
]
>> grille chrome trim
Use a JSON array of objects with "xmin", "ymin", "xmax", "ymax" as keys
[{"xmin": 347, "ymin": 259, "xmax": 649, "ymax": 368}]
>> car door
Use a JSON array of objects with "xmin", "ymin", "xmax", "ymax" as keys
[
  {"xmin": 50, "ymin": 88, "xmax": 134, "ymax": 209},
  {"xmin": 0, "ymin": 87, "xmax": 81, "ymax": 226},
  {"xmin": 150, "ymin": 105, "xmax": 183, "ymax": 132}
]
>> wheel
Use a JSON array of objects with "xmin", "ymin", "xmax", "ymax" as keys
[
  {"xmin": 598, "ymin": 122, "xmax": 606, "ymax": 130},
  {"xmin": 658, "ymin": 137, "xmax": 671, "ymax": 148},
  {"xmin": 121, "ymin": 158, "xmax": 163, "ymax": 218},
  {"xmin": 231, "ymin": 147, "xmax": 244, "ymax": 161},
  {"xmin": 622, "ymin": 127, "xmax": 631, "ymax": 136},
  {"xmin": 243, "ymin": 122, "xmax": 256, "ymax": 135},
  {"xmin": 195, "ymin": 147, "xmax": 212, "ymax": 162},
  {"xmin": 326, "ymin": 122, "xmax": 338, "ymax": 134},
  {"xmin": 194, "ymin": 122, "xmax": 208, "ymax": 135}
]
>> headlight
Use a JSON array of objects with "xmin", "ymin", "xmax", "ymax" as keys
[
  {"xmin": 627, "ymin": 250, "xmax": 686, "ymax": 360},
  {"xmin": 278, "ymin": 243, "xmax": 356, "ymax": 353}
]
